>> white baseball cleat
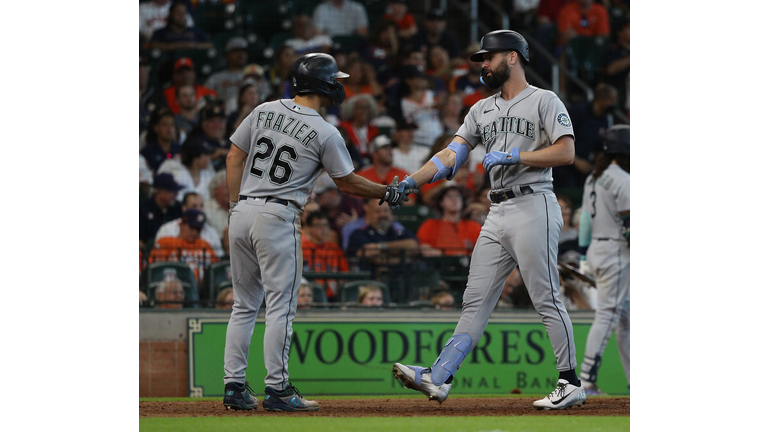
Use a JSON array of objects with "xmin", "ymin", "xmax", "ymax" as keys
[
  {"xmin": 392, "ymin": 363, "xmax": 452, "ymax": 404},
  {"xmin": 532, "ymin": 379, "xmax": 587, "ymax": 410}
]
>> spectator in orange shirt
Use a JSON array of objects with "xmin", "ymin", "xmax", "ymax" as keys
[
  {"xmin": 557, "ymin": 0, "xmax": 610, "ymax": 45},
  {"xmin": 163, "ymin": 58, "xmax": 218, "ymax": 114},
  {"xmin": 149, "ymin": 208, "xmax": 219, "ymax": 284},
  {"xmin": 302, "ymin": 210, "xmax": 350, "ymax": 301},
  {"xmin": 356, "ymin": 135, "xmax": 415, "ymax": 204},
  {"xmin": 343, "ymin": 57, "xmax": 383, "ymax": 100},
  {"xmin": 383, "ymin": 0, "xmax": 418, "ymax": 40},
  {"xmin": 417, "ymin": 185, "xmax": 481, "ymax": 257}
]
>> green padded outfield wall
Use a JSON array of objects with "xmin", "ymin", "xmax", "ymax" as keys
[{"xmin": 188, "ymin": 317, "xmax": 628, "ymax": 397}]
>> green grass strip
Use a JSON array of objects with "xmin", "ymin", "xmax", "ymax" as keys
[
  {"xmin": 140, "ymin": 394, "xmax": 628, "ymax": 402},
  {"xmin": 140, "ymin": 416, "xmax": 628, "ymax": 432}
]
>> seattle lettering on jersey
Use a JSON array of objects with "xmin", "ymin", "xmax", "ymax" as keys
[
  {"xmin": 479, "ymin": 116, "xmax": 536, "ymax": 146},
  {"xmin": 596, "ymin": 173, "xmax": 615, "ymax": 190},
  {"xmin": 254, "ymin": 110, "xmax": 319, "ymax": 147}
]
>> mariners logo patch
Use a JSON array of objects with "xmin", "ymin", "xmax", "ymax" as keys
[{"xmin": 557, "ymin": 113, "xmax": 572, "ymax": 128}]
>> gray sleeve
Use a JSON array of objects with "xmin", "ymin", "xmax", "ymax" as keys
[
  {"xmin": 229, "ymin": 110, "xmax": 253, "ymax": 152},
  {"xmin": 616, "ymin": 176, "xmax": 630, "ymax": 212},
  {"xmin": 540, "ymin": 95, "xmax": 574, "ymax": 144},
  {"xmin": 320, "ymin": 132, "xmax": 355, "ymax": 178},
  {"xmin": 455, "ymin": 104, "xmax": 481, "ymax": 148}
]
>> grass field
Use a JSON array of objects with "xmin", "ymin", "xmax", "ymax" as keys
[
  {"xmin": 139, "ymin": 395, "xmax": 630, "ymax": 432},
  {"xmin": 140, "ymin": 416, "xmax": 629, "ymax": 432}
]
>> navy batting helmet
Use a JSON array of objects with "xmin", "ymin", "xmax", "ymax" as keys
[
  {"xmin": 601, "ymin": 125, "xmax": 630, "ymax": 155},
  {"xmin": 470, "ymin": 30, "xmax": 530, "ymax": 64},
  {"xmin": 290, "ymin": 53, "xmax": 349, "ymax": 105}
]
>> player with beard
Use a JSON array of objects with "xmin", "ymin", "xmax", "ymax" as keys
[{"xmin": 391, "ymin": 30, "xmax": 586, "ymax": 410}]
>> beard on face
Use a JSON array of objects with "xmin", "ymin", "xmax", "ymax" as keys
[{"xmin": 480, "ymin": 60, "xmax": 510, "ymax": 89}]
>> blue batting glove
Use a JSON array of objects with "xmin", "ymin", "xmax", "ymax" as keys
[
  {"xmin": 483, "ymin": 148, "xmax": 520, "ymax": 171},
  {"xmin": 398, "ymin": 175, "xmax": 418, "ymax": 196}
]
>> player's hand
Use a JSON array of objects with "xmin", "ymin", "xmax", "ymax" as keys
[
  {"xmin": 579, "ymin": 260, "xmax": 594, "ymax": 277},
  {"xmin": 483, "ymin": 148, "xmax": 520, "ymax": 171},
  {"xmin": 228, "ymin": 201, "xmax": 237, "ymax": 225},
  {"xmin": 398, "ymin": 175, "xmax": 418, "ymax": 196},
  {"xmin": 380, "ymin": 176, "xmax": 409, "ymax": 210}
]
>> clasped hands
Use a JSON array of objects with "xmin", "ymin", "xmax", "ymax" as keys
[{"xmin": 380, "ymin": 176, "xmax": 418, "ymax": 210}]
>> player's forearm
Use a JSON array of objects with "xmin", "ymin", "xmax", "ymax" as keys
[
  {"xmin": 333, "ymin": 173, "xmax": 387, "ymax": 199},
  {"xmin": 520, "ymin": 136, "xmax": 574, "ymax": 168},
  {"xmin": 410, "ymin": 148, "xmax": 455, "ymax": 187},
  {"xmin": 226, "ymin": 147, "xmax": 247, "ymax": 202}
]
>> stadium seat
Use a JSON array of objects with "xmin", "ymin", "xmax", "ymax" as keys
[
  {"xmin": 288, "ymin": 0, "xmax": 321, "ymax": 16},
  {"xmin": 269, "ymin": 31, "xmax": 294, "ymax": 51},
  {"xmin": 193, "ymin": 1, "xmax": 238, "ymax": 34},
  {"xmin": 564, "ymin": 36, "xmax": 608, "ymax": 86},
  {"xmin": 340, "ymin": 280, "xmax": 391, "ymax": 303},
  {"xmin": 202, "ymin": 260, "xmax": 232, "ymax": 302},
  {"xmin": 391, "ymin": 204, "xmax": 434, "ymax": 233},
  {"xmin": 241, "ymin": 2, "xmax": 293, "ymax": 43},
  {"xmin": 305, "ymin": 280, "xmax": 328, "ymax": 303},
  {"xmin": 143, "ymin": 261, "xmax": 200, "ymax": 306},
  {"xmin": 331, "ymin": 35, "xmax": 366, "ymax": 53}
]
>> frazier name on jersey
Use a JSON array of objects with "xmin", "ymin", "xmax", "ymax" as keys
[{"xmin": 254, "ymin": 110, "xmax": 319, "ymax": 147}]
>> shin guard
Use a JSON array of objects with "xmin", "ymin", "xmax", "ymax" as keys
[{"xmin": 430, "ymin": 334, "xmax": 473, "ymax": 386}]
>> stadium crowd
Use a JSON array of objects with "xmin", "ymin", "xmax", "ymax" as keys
[{"xmin": 139, "ymin": 0, "xmax": 629, "ymax": 310}]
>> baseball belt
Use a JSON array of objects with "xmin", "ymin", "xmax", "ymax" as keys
[
  {"xmin": 489, "ymin": 185, "xmax": 534, "ymax": 203},
  {"xmin": 238, "ymin": 195, "xmax": 289, "ymax": 206}
]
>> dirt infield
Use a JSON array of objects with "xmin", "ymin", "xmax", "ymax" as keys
[{"xmin": 140, "ymin": 397, "xmax": 629, "ymax": 417}]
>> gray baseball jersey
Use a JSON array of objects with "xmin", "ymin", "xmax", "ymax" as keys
[
  {"xmin": 580, "ymin": 163, "xmax": 630, "ymax": 387},
  {"xmin": 224, "ymin": 99, "xmax": 354, "ymax": 391},
  {"xmin": 449, "ymin": 85, "xmax": 579, "ymax": 373},
  {"xmin": 230, "ymin": 99, "xmax": 355, "ymax": 207},
  {"xmin": 456, "ymin": 85, "xmax": 574, "ymax": 188}
]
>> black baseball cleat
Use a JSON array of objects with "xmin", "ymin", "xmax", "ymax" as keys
[
  {"xmin": 262, "ymin": 384, "xmax": 320, "ymax": 412},
  {"xmin": 223, "ymin": 381, "xmax": 259, "ymax": 411}
]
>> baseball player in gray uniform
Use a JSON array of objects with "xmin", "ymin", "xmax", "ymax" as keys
[
  {"xmin": 221, "ymin": 53, "xmax": 411, "ymax": 411},
  {"xmin": 577, "ymin": 125, "xmax": 630, "ymax": 395},
  {"xmin": 392, "ymin": 30, "xmax": 586, "ymax": 410}
]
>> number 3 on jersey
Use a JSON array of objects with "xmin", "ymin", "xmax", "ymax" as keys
[{"xmin": 249, "ymin": 136, "xmax": 297, "ymax": 185}]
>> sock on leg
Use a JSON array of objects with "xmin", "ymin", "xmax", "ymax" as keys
[{"xmin": 559, "ymin": 369, "xmax": 581, "ymax": 387}]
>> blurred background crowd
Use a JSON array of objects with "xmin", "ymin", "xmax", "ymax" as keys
[{"xmin": 139, "ymin": 0, "xmax": 629, "ymax": 311}]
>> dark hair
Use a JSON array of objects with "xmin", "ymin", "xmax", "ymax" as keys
[
  {"xmin": 187, "ymin": 98, "xmax": 224, "ymax": 139},
  {"xmin": 594, "ymin": 83, "xmax": 618, "ymax": 102},
  {"xmin": 591, "ymin": 152, "xmax": 630, "ymax": 182},
  {"xmin": 180, "ymin": 138, "xmax": 209, "ymax": 166},
  {"xmin": 306, "ymin": 210, "xmax": 330, "ymax": 227},
  {"xmin": 182, "ymin": 191, "xmax": 201, "ymax": 206},
  {"xmin": 170, "ymin": 0, "xmax": 188, "ymax": 14},
  {"xmin": 431, "ymin": 185, "xmax": 470, "ymax": 217},
  {"xmin": 556, "ymin": 193, "xmax": 572, "ymax": 209},
  {"xmin": 145, "ymin": 107, "xmax": 177, "ymax": 144}
]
